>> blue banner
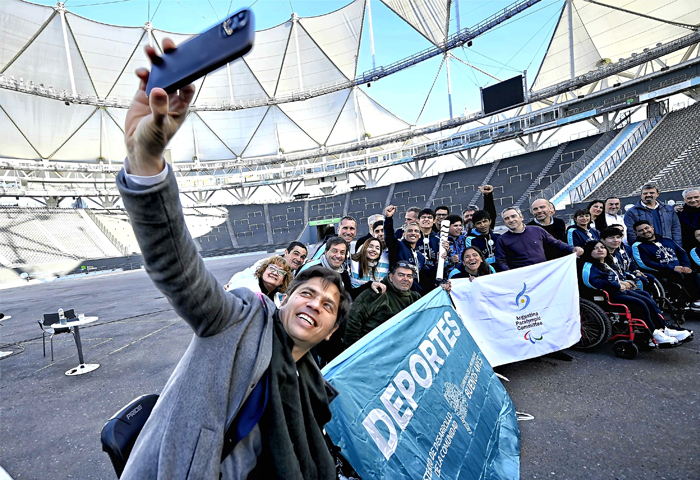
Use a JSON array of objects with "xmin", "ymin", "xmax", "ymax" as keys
[{"xmin": 323, "ymin": 289, "xmax": 520, "ymax": 479}]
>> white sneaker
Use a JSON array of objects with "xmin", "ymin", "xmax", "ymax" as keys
[
  {"xmin": 653, "ymin": 329, "xmax": 678, "ymax": 345},
  {"xmin": 665, "ymin": 327, "xmax": 692, "ymax": 342}
]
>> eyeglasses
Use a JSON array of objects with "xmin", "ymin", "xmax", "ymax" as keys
[
  {"xmin": 395, "ymin": 261, "xmax": 418, "ymax": 273},
  {"xmin": 266, "ymin": 265, "xmax": 288, "ymax": 277}
]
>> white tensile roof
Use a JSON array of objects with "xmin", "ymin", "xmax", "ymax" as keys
[
  {"xmin": 532, "ymin": 0, "xmax": 700, "ymax": 93},
  {"xmin": 380, "ymin": 0, "xmax": 450, "ymax": 45},
  {"xmin": 0, "ymin": 0, "xmax": 413, "ymax": 163}
]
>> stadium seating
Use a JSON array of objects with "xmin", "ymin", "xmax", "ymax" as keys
[
  {"xmin": 0, "ymin": 207, "xmax": 121, "ymax": 268},
  {"xmin": 392, "ymin": 177, "xmax": 441, "ymax": 219},
  {"xmin": 225, "ymin": 204, "xmax": 268, "ymax": 247},
  {"xmin": 432, "ymin": 163, "xmax": 493, "ymax": 215},
  {"xmin": 269, "ymin": 200, "xmax": 306, "ymax": 245},
  {"xmin": 348, "ymin": 185, "xmax": 391, "ymax": 235},
  {"xmin": 591, "ymin": 102, "xmax": 700, "ymax": 199}
]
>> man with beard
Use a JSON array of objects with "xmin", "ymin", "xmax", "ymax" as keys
[
  {"xmin": 597, "ymin": 197, "xmax": 627, "ymax": 243},
  {"xmin": 624, "ymin": 183, "xmax": 681, "ymax": 245},
  {"xmin": 677, "ymin": 188, "xmax": 700, "ymax": 252},
  {"xmin": 632, "ymin": 220, "xmax": 700, "ymax": 310},
  {"xmin": 343, "ymin": 262, "xmax": 421, "ymax": 346},
  {"xmin": 527, "ymin": 198, "xmax": 568, "ymax": 260}
]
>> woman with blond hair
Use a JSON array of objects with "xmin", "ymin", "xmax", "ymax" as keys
[{"xmin": 224, "ymin": 256, "xmax": 292, "ymax": 305}]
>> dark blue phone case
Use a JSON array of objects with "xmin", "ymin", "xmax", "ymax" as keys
[{"xmin": 146, "ymin": 9, "xmax": 255, "ymax": 96}]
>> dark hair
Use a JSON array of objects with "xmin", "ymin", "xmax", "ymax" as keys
[
  {"xmin": 604, "ymin": 197, "xmax": 620, "ymax": 206},
  {"xmin": 435, "ymin": 206, "xmax": 450, "ymax": 214},
  {"xmin": 351, "ymin": 238, "xmax": 384, "ymax": 279},
  {"xmin": 324, "ymin": 236, "xmax": 348, "ymax": 254},
  {"xmin": 372, "ymin": 220, "xmax": 384, "ymax": 231},
  {"xmin": 632, "ymin": 220, "xmax": 652, "ymax": 231},
  {"xmin": 446, "ymin": 214, "xmax": 462, "ymax": 226},
  {"xmin": 573, "ymin": 208, "xmax": 591, "ymax": 220},
  {"xmin": 419, "ymin": 208, "xmax": 435, "ymax": 219},
  {"xmin": 285, "ymin": 266, "xmax": 352, "ymax": 327},
  {"xmin": 586, "ymin": 200, "xmax": 604, "ymax": 213},
  {"xmin": 600, "ymin": 226, "xmax": 624, "ymax": 239},
  {"xmin": 472, "ymin": 210, "xmax": 491, "ymax": 224},
  {"xmin": 641, "ymin": 183, "xmax": 659, "ymax": 193},
  {"xmin": 461, "ymin": 246, "xmax": 492, "ymax": 276},
  {"xmin": 285, "ymin": 241, "xmax": 307, "ymax": 254},
  {"xmin": 579, "ymin": 240, "xmax": 610, "ymax": 265}
]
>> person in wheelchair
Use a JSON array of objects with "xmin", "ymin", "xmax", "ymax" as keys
[
  {"xmin": 578, "ymin": 241, "xmax": 691, "ymax": 346},
  {"xmin": 631, "ymin": 220, "xmax": 700, "ymax": 312},
  {"xmin": 599, "ymin": 227, "xmax": 654, "ymax": 290}
]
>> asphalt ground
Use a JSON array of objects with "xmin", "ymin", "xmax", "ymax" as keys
[{"xmin": 1, "ymin": 254, "xmax": 699, "ymax": 480}]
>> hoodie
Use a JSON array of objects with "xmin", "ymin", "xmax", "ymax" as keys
[
  {"xmin": 632, "ymin": 235, "xmax": 690, "ymax": 272},
  {"xmin": 465, "ymin": 228, "xmax": 500, "ymax": 265}
]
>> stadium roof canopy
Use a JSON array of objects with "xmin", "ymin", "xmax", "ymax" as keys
[
  {"xmin": 1, "ymin": 0, "xmax": 451, "ymax": 164},
  {"xmin": 532, "ymin": 0, "xmax": 700, "ymax": 93}
]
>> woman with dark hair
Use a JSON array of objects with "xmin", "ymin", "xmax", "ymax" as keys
[
  {"xmin": 350, "ymin": 237, "xmax": 389, "ymax": 287},
  {"xmin": 448, "ymin": 246, "xmax": 495, "ymax": 279},
  {"xmin": 226, "ymin": 256, "xmax": 292, "ymax": 305},
  {"xmin": 567, "ymin": 208, "xmax": 600, "ymax": 247},
  {"xmin": 586, "ymin": 199, "xmax": 605, "ymax": 232},
  {"xmin": 578, "ymin": 241, "xmax": 690, "ymax": 346}
]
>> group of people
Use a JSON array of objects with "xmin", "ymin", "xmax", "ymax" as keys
[{"xmin": 118, "ymin": 42, "xmax": 699, "ymax": 479}]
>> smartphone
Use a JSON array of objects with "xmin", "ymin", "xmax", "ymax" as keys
[{"xmin": 146, "ymin": 9, "xmax": 255, "ymax": 96}]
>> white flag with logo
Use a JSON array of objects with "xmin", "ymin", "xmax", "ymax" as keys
[{"xmin": 450, "ymin": 254, "xmax": 581, "ymax": 367}]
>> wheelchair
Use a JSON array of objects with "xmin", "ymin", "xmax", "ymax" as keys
[
  {"xmin": 646, "ymin": 274, "xmax": 699, "ymax": 325},
  {"xmin": 574, "ymin": 289, "xmax": 661, "ymax": 360}
]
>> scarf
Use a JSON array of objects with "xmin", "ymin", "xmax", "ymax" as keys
[
  {"xmin": 320, "ymin": 254, "xmax": 344, "ymax": 274},
  {"xmin": 249, "ymin": 313, "xmax": 337, "ymax": 480}
]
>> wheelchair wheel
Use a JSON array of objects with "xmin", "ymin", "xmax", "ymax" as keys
[
  {"xmin": 613, "ymin": 340, "xmax": 638, "ymax": 360},
  {"xmin": 573, "ymin": 299, "xmax": 612, "ymax": 351}
]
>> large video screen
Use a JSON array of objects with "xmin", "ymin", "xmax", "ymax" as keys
[{"xmin": 481, "ymin": 75, "xmax": 525, "ymax": 115}]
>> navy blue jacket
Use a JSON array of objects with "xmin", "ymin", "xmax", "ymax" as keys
[
  {"xmin": 632, "ymin": 236, "xmax": 690, "ymax": 272},
  {"xmin": 416, "ymin": 231, "xmax": 441, "ymax": 269},
  {"xmin": 690, "ymin": 247, "xmax": 700, "ymax": 270},
  {"xmin": 465, "ymin": 228, "xmax": 500, "ymax": 265},
  {"xmin": 566, "ymin": 225, "xmax": 600, "ymax": 248},
  {"xmin": 624, "ymin": 200, "xmax": 681, "ymax": 245},
  {"xmin": 579, "ymin": 261, "xmax": 623, "ymax": 293}
]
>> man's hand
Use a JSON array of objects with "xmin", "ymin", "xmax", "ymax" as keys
[
  {"xmin": 384, "ymin": 205, "xmax": 396, "ymax": 218},
  {"xmin": 479, "ymin": 185, "xmax": 494, "ymax": 195},
  {"xmin": 675, "ymin": 266, "xmax": 692, "ymax": 274},
  {"xmin": 574, "ymin": 247, "xmax": 584, "ymax": 256},
  {"xmin": 441, "ymin": 281, "xmax": 452, "ymax": 293},
  {"xmin": 674, "ymin": 203, "xmax": 684, "ymax": 213},
  {"xmin": 371, "ymin": 282, "xmax": 386, "ymax": 294},
  {"xmin": 125, "ymin": 38, "xmax": 195, "ymax": 176},
  {"xmin": 619, "ymin": 282, "xmax": 629, "ymax": 291}
]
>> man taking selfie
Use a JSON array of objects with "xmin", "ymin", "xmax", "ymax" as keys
[{"xmin": 117, "ymin": 39, "xmax": 350, "ymax": 480}]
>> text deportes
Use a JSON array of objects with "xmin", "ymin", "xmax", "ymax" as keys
[{"xmin": 362, "ymin": 310, "xmax": 462, "ymax": 460}]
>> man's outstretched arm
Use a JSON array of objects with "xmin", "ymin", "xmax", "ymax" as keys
[{"xmin": 119, "ymin": 39, "xmax": 254, "ymax": 337}]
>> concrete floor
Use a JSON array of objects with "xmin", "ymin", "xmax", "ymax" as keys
[{"xmin": 1, "ymin": 253, "xmax": 698, "ymax": 479}]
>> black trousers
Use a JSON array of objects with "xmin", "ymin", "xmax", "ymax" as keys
[{"xmin": 653, "ymin": 269, "xmax": 700, "ymax": 301}]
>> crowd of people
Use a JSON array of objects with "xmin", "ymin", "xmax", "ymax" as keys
[
  {"xmin": 118, "ymin": 44, "xmax": 700, "ymax": 479},
  {"xmin": 221, "ymin": 183, "xmax": 699, "ymax": 359}
]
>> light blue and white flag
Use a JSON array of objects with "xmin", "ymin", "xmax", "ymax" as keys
[
  {"xmin": 450, "ymin": 254, "xmax": 581, "ymax": 367},
  {"xmin": 323, "ymin": 289, "xmax": 520, "ymax": 480}
]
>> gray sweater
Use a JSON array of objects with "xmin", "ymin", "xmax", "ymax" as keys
[{"xmin": 117, "ymin": 166, "xmax": 274, "ymax": 480}]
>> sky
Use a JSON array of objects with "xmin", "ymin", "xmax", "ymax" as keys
[{"xmin": 32, "ymin": 0, "xmax": 567, "ymax": 126}]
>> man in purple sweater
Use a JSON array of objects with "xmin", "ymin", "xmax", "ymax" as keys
[{"xmin": 495, "ymin": 207, "xmax": 583, "ymax": 271}]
